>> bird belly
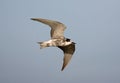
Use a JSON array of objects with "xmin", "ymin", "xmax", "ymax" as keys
[{"xmin": 38, "ymin": 39, "xmax": 72, "ymax": 48}]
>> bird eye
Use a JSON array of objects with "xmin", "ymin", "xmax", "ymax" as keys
[{"xmin": 66, "ymin": 38, "xmax": 70, "ymax": 42}]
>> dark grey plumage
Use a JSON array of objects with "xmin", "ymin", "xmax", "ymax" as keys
[
  {"xmin": 31, "ymin": 18, "xmax": 75, "ymax": 71},
  {"xmin": 58, "ymin": 42, "xmax": 75, "ymax": 71},
  {"xmin": 31, "ymin": 18, "xmax": 66, "ymax": 39}
]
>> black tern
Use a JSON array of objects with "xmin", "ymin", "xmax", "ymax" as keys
[{"xmin": 31, "ymin": 18, "xmax": 75, "ymax": 71}]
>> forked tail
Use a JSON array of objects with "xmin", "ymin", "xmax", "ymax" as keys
[{"xmin": 37, "ymin": 42, "xmax": 47, "ymax": 49}]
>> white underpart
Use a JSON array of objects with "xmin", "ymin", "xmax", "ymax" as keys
[
  {"xmin": 45, "ymin": 39, "xmax": 53, "ymax": 43},
  {"xmin": 63, "ymin": 41, "xmax": 72, "ymax": 46},
  {"xmin": 43, "ymin": 39, "xmax": 55, "ymax": 46},
  {"xmin": 40, "ymin": 39, "xmax": 72, "ymax": 48}
]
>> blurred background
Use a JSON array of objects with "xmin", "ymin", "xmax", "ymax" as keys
[{"xmin": 0, "ymin": 0, "xmax": 120, "ymax": 83}]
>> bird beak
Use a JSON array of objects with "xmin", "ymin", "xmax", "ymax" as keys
[{"xmin": 72, "ymin": 42, "xmax": 76, "ymax": 44}]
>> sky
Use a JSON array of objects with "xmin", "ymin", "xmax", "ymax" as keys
[{"xmin": 0, "ymin": 0, "xmax": 120, "ymax": 83}]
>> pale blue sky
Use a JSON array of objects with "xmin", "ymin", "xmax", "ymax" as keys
[{"xmin": 0, "ymin": 0, "xmax": 120, "ymax": 83}]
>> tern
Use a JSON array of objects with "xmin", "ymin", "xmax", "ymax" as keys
[{"xmin": 31, "ymin": 18, "xmax": 75, "ymax": 71}]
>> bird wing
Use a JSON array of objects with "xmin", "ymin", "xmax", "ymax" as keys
[
  {"xmin": 58, "ymin": 42, "xmax": 75, "ymax": 71},
  {"xmin": 31, "ymin": 18, "xmax": 66, "ymax": 39}
]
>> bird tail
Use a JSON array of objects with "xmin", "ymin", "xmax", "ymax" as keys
[{"xmin": 37, "ymin": 42, "xmax": 47, "ymax": 49}]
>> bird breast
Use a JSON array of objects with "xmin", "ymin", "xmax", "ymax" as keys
[{"xmin": 51, "ymin": 39, "xmax": 72, "ymax": 46}]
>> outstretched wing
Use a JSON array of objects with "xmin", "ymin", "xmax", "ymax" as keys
[
  {"xmin": 58, "ymin": 42, "xmax": 75, "ymax": 71},
  {"xmin": 31, "ymin": 18, "xmax": 66, "ymax": 39}
]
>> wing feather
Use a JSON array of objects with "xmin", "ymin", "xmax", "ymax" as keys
[
  {"xmin": 31, "ymin": 18, "xmax": 66, "ymax": 39},
  {"xmin": 58, "ymin": 43, "xmax": 75, "ymax": 71}
]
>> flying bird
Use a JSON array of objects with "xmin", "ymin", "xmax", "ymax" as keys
[{"xmin": 31, "ymin": 18, "xmax": 75, "ymax": 71}]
